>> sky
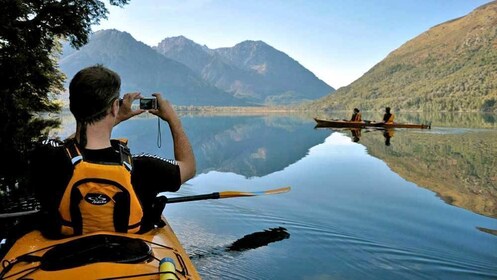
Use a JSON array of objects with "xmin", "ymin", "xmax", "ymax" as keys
[{"xmin": 95, "ymin": 0, "xmax": 493, "ymax": 89}]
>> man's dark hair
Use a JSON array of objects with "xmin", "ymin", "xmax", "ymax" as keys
[{"xmin": 69, "ymin": 65, "xmax": 121, "ymax": 147}]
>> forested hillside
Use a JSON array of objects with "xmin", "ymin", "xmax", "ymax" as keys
[{"xmin": 308, "ymin": 1, "xmax": 497, "ymax": 112}]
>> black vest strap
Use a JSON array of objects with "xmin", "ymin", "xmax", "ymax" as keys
[
  {"xmin": 64, "ymin": 139, "xmax": 83, "ymax": 166},
  {"xmin": 111, "ymin": 139, "xmax": 133, "ymax": 171}
]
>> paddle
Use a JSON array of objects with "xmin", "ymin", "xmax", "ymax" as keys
[{"xmin": 165, "ymin": 186, "xmax": 291, "ymax": 204}]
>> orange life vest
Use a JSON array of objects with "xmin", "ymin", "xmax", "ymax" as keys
[
  {"xmin": 58, "ymin": 139, "xmax": 143, "ymax": 236},
  {"xmin": 351, "ymin": 112, "xmax": 362, "ymax": 121},
  {"xmin": 385, "ymin": 114, "xmax": 395, "ymax": 123}
]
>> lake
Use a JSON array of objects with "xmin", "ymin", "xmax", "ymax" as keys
[{"xmin": 75, "ymin": 112, "xmax": 497, "ymax": 279}]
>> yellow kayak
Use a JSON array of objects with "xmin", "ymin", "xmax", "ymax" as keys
[{"xmin": 0, "ymin": 216, "xmax": 200, "ymax": 280}]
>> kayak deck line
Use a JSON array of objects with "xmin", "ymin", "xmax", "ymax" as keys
[{"xmin": 0, "ymin": 216, "xmax": 201, "ymax": 280}]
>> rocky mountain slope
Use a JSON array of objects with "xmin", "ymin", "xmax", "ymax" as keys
[
  {"xmin": 59, "ymin": 30, "xmax": 246, "ymax": 106},
  {"xmin": 155, "ymin": 37, "xmax": 334, "ymax": 105}
]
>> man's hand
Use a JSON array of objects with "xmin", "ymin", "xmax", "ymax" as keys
[
  {"xmin": 148, "ymin": 93, "xmax": 178, "ymax": 123},
  {"xmin": 115, "ymin": 92, "xmax": 145, "ymax": 125}
]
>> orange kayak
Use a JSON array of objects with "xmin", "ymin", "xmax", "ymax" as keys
[
  {"xmin": 314, "ymin": 118, "xmax": 431, "ymax": 129},
  {"xmin": 0, "ymin": 216, "xmax": 200, "ymax": 279}
]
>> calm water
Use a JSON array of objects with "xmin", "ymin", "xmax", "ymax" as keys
[{"xmin": 109, "ymin": 113, "xmax": 497, "ymax": 280}]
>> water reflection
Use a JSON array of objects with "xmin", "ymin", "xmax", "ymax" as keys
[
  {"xmin": 71, "ymin": 112, "xmax": 497, "ymax": 219},
  {"xmin": 324, "ymin": 127, "xmax": 396, "ymax": 146},
  {"xmin": 116, "ymin": 114, "xmax": 330, "ymax": 178},
  {"xmin": 326, "ymin": 126, "xmax": 497, "ymax": 218},
  {"xmin": 114, "ymin": 112, "xmax": 497, "ymax": 219},
  {"xmin": 40, "ymin": 112, "xmax": 497, "ymax": 279}
]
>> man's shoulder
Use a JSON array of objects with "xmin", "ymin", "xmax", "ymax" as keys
[
  {"xmin": 132, "ymin": 153, "xmax": 178, "ymax": 166},
  {"xmin": 30, "ymin": 139, "xmax": 72, "ymax": 177},
  {"xmin": 33, "ymin": 139, "xmax": 67, "ymax": 158},
  {"xmin": 40, "ymin": 138, "xmax": 65, "ymax": 147}
]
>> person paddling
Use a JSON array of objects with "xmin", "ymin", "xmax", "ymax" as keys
[
  {"xmin": 382, "ymin": 107, "xmax": 394, "ymax": 124},
  {"xmin": 350, "ymin": 108, "xmax": 362, "ymax": 122}
]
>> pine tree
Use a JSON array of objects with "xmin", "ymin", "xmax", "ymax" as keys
[{"xmin": 0, "ymin": 0, "xmax": 129, "ymax": 192}]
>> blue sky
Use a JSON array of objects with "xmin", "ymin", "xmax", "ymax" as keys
[{"xmin": 95, "ymin": 0, "xmax": 492, "ymax": 89}]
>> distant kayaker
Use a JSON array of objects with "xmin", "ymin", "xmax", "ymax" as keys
[
  {"xmin": 382, "ymin": 107, "xmax": 394, "ymax": 124},
  {"xmin": 350, "ymin": 108, "xmax": 362, "ymax": 122},
  {"xmin": 30, "ymin": 65, "xmax": 196, "ymax": 238}
]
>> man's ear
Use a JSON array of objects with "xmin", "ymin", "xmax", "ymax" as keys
[{"xmin": 111, "ymin": 98, "xmax": 119, "ymax": 117}]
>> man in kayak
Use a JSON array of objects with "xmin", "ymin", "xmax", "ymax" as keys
[
  {"xmin": 350, "ymin": 108, "xmax": 362, "ymax": 122},
  {"xmin": 31, "ymin": 65, "xmax": 196, "ymax": 238},
  {"xmin": 382, "ymin": 107, "xmax": 394, "ymax": 124}
]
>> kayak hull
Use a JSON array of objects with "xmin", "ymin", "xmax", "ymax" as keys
[
  {"xmin": 314, "ymin": 118, "xmax": 431, "ymax": 129},
  {"xmin": 0, "ymin": 216, "xmax": 200, "ymax": 279}
]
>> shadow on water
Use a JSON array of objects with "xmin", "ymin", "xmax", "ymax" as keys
[
  {"xmin": 227, "ymin": 227, "xmax": 290, "ymax": 251},
  {"xmin": 190, "ymin": 227, "xmax": 290, "ymax": 260}
]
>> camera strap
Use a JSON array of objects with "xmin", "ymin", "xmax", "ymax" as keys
[{"xmin": 156, "ymin": 116, "xmax": 161, "ymax": 148}]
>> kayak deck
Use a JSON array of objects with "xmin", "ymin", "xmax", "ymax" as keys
[
  {"xmin": 0, "ymin": 217, "xmax": 200, "ymax": 279},
  {"xmin": 314, "ymin": 118, "xmax": 431, "ymax": 129}
]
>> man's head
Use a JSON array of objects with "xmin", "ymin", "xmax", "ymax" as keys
[
  {"xmin": 385, "ymin": 107, "xmax": 391, "ymax": 113},
  {"xmin": 69, "ymin": 65, "xmax": 121, "ymax": 124},
  {"xmin": 353, "ymin": 108, "xmax": 360, "ymax": 113}
]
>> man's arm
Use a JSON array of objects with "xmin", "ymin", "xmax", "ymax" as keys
[
  {"xmin": 149, "ymin": 93, "xmax": 196, "ymax": 184},
  {"xmin": 115, "ymin": 92, "xmax": 145, "ymax": 126}
]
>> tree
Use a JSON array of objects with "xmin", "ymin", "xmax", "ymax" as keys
[{"xmin": 0, "ymin": 0, "xmax": 129, "ymax": 194}]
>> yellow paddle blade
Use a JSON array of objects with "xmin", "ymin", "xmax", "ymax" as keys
[{"xmin": 219, "ymin": 186, "xmax": 291, "ymax": 198}]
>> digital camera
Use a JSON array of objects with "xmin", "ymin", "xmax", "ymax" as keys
[{"xmin": 139, "ymin": 97, "xmax": 157, "ymax": 110}]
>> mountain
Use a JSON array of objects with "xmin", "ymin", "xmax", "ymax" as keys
[
  {"xmin": 308, "ymin": 1, "xmax": 497, "ymax": 112},
  {"xmin": 155, "ymin": 37, "xmax": 334, "ymax": 105},
  {"xmin": 59, "ymin": 30, "xmax": 246, "ymax": 106}
]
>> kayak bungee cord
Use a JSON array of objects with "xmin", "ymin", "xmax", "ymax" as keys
[
  {"xmin": 0, "ymin": 236, "xmax": 188, "ymax": 280},
  {"xmin": 97, "ymin": 238, "xmax": 188, "ymax": 280},
  {"xmin": 2, "ymin": 265, "xmax": 40, "ymax": 280},
  {"xmin": 0, "ymin": 243, "xmax": 58, "ymax": 280}
]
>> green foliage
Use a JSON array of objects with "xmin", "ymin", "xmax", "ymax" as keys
[{"xmin": 0, "ymin": 0, "xmax": 129, "ymax": 189}]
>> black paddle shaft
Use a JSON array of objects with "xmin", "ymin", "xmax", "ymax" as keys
[{"xmin": 166, "ymin": 192, "xmax": 221, "ymax": 204}]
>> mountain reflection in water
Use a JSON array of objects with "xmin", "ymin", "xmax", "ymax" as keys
[
  {"xmin": 118, "ymin": 114, "xmax": 330, "ymax": 178},
  {"xmin": 113, "ymin": 112, "xmax": 497, "ymax": 219},
  {"xmin": 325, "ymin": 126, "xmax": 497, "ymax": 219}
]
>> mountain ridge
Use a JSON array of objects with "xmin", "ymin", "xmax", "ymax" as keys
[
  {"xmin": 60, "ymin": 29, "xmax": 333, "ymax": 106},
  {"xmin": 155, "ymin": 36, "xmax": 334, "ymax": 105},
  {"xmin": 60, "ymin": 29, "xmax": 245, "ymax": 106}
]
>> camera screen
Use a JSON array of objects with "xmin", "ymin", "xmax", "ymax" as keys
[{"xmin": 140, "ymin": 98, "xmax": 156, "ymax": 110}]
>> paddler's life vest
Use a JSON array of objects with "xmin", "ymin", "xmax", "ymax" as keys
[
  {"xmin": 384, "ymin": 113, "xmax": 395, "ymax": 124},
  {"xmin": 58, "ymin": 139, "xmax": 143, "ymax": 236},
  {"xmin": 351, "ymin": 112, "xmax": 362, "ymax": 121}
]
